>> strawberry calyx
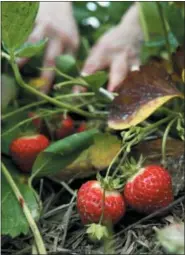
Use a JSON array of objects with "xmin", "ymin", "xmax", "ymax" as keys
[
  {"xmin": 120, "ymin": 155, "xmax": 146, "ymax": 181},
  {"xmin": 96, "ymin": 173, "xmax": 123, "ymax": 191},
  {"xmin": 86, "ymin": 223, "xmax": 109, "ymax": 242}
]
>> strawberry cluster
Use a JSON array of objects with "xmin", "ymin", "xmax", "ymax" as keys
[{"xmin": 76, "ymin": 163, "xmax": 174, "ymax": 241}]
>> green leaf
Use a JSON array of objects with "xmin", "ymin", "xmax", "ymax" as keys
[
  {"xmin": 82, "ymin": 71, "xmax": 108, "ymax": 92},
  {"xmin": 2, "ymin": 74, "xmax": 18, "ymax": 113},
  {"xmin": 55, "ymin": 54, "xmax": 78, "ymax": 76},
  {"xmin": 2, "ymin": 157, "xmax": 40, "ymax": 237},
  {"xmin": 2, "ymin": 2, "xmax": 39, "ymax": 50},
  {"xmin": 162, "ymin": 2, "xmax": 184, "ymax": 45},
  {"xmin": 15, "ymin": 39, "xmax": 48, "ymax": 58},
  {"xmin": 31, "ymin": 129, "xmax": 99, "ymax": 178}
]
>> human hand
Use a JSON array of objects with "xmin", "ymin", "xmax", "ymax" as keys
[
  {"xmin": 81, "ymin": 4, "xmax": 143, "ymax": 92},
  {"xmin": 17, "ymin": 2, "xmax": 79, "ymax": 93}
]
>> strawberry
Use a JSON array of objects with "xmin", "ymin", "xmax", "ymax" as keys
[
  {"xmin": 77, "ymin": 122, "xmax": 86, "ymax": 133},
  {"xmin": 28, "ymin": 112, "xmax": 42, "ymax": 130},
  {"xmin": 55, "ymin": 115, "xmax": 74, "ymax": 139},
  {"xmin": 124, "ymin": 165, "xmax": 174, "ymax": 214},
  {"xmin": 10, "ymin": 134, "xmax": 50, "ymax": 172},
  {"xmin": 77, "ymin": 180, "xmax": 126, "ymax": 225}
]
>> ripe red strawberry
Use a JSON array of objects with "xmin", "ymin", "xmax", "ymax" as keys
[
  {"xmin": 77, "ymin": 122, "xmax": 86, "ymax": 133},
  {"xmin": 124, "ymin": 165, "xmax": 174, "ymax": 214},
  {"xmin": 55, "ymin": 115, "xmax": 74, "ymax": 139},
  {"xmin": 77, "ymin": 180, "xmax": 126, "ymax": 225},
  {"xmin": 10, "ymin": 134, "xmax": 50, "ymax": 172},
  {"xmin": 28, "ymin": 112, "xmax": 42, "ymax": 130}
]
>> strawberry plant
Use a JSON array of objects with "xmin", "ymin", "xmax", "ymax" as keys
[{"xmin": 1, "ymin": 1, "xmax": 184, "ymax": 255}]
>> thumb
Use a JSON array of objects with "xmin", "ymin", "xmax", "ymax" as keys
[{"xmin": 107, "ymin": 52, "xmax": 129, "ymax": 92}]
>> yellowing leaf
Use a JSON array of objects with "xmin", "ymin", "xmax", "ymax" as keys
[
  {"xmin": 55, "ymin": 133, "xmax": 121, "ymax": 181},
  {"xmin": 108, "ymin": 65, "xmax": 183, "ymax": 130},
  {"xmin": 89, "ymin": 133, "xmax": 121, "ymax": 170}
]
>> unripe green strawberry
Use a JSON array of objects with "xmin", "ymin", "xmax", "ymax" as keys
[
  {"xmin": 124, "ymin": 165, "xmax": 174, "ymax": 214},
  {"xmin": 77, "ymin": 180, "xmax": 126, "ymax": 225},
  {"xmin": 10, "ymin": 134, "xmax": 50, "ymax": 172}
]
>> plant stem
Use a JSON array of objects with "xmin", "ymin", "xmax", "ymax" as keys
[
  {"xmin": 144, "ymin": 115, "xmax": 175, "ymax": 134},
  {"xmin": 54, "ymin": 80, "xmax": 88, "ymax": 90},
  {"xmin": 1, "ymin": 92, "xmax": 95, "ymax": 120},
  {"xmin": 99, "ymin": 188, "xmax": 106, "ymax": 225},
  {"xmin": 156, "ymin": 2, "xmax": 173, "ymax": 70},
  {"xmin": 1, "ymin": 162, "xmax": 47, "ymax": 255},
  {"xmin": 105, "ymin": 146, "xmax": 125, "ymax": 179},
  {"xmin": 1, "ymin": 51, "xmax": 11, "ymax": 61},
  {"xmin": 1, "ymin": 109, "xmax": 65, "ymax": 137},
  {"xmin": 110, "ymin": 115, "xmax": 175, "ymax": 179},
  {"xmin": 10, "ymin": 57, "xmax": 105, "ymax": 119},
  {"xmin": 40, "ymin": 67, "xmax": 73, "ymax": 81},
  {"xmin": 161, "ymin": 117, "xmax": 178, "ymax": 165}
]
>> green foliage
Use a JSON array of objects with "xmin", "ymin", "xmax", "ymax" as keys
[
  {"xmin": 15, "ymin": 39, "xmax": 48, "ymax": 58},
  {"xmin": 2, "ymin": 74, "xmax": 18, "ymax": 113},
  {"xmin": 2, "ymin": 2, "xmax": 39, "ymax": 51},
  {"xmin": 31, "ymin": 129, "xmax": 99, "ymax": 178},
  {"xmin": 82, "ymin": 71, "xmax": 108, "ymax": 92},
  {"xmin": 139, "ymin": 2, "xmax": 184, "ymax": 63},
  {"xmin": 2, "ymin": 157, "xmax": 40, "ymax": 237},
  {"xmin": 162, "ymin": 2, "xmax": 184, "ymax": 45}
]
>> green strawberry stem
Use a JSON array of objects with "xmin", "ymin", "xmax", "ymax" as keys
[
  {"xmin": 105, "ymin": 146, "xmax": 125, "ymax": 179},
  {"xmin": 40, "ymin": 66, "xmax": 74, "ymax": 81},
  {"xmin": 161, "ymin": 117, "xmax": 178, "ymax": 166},
  {"xmin": 54, "ymin": 79, "xmax": 89, "ymax": 90},
  {"xmin": 1, "ymin": 92, "xmax": 95, "ymax": 121},
  {"xmin": 1, "ymin": 162, "xmax": 47, "ymax": 255},
  {"xmin": 8, "ymin": 53, "xmax": 105, "ymax": 120},
  {"xmin": 1, "ymin": 51, "xmax": 10, "ymax": 61},
  {"xmin": 105, "ymin": 114, "xmax": 177, "ymax": 181},
  {"xmin": 1, "ymin": 108, "xmax": 66, "ymax": 137},
  {"xmin": 99, "ymin": 188, "xmax": 106, "ymax": 225}
]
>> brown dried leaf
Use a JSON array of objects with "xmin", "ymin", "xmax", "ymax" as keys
[{"xmin": 108, "ymin": 65, "xmax": 183, "ymax": 130}]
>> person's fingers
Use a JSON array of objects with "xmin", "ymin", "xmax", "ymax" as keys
[
  {"xmin": 107, "ymin": 52, "xmax": 129, "ymax": 92},
  {"xmin": 28, "ymin": 24, "xmax": 46, "ymax": 43},
  {"xmin": 81, "ymin": 44, "xmax": 110, "ymax": 75},
  {"xmin": 40, "ymin": 38, "xmax": 64, "ymax": 94},
  {"xmin": 16, "ymin": 24, "xmax": 45, "ymax": 68}
]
